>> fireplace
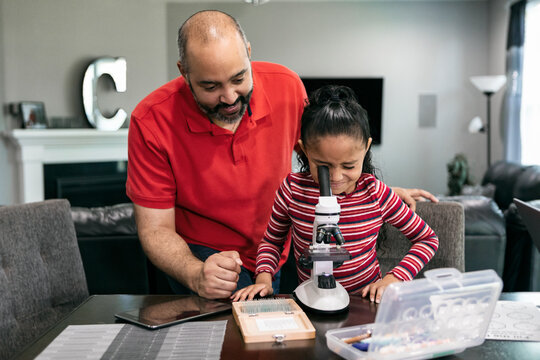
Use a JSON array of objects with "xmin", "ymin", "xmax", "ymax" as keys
[
  {"xmin": 44, "ymin": 161, "xmax": 129, "ymax": 207},
  {"xmin": 2, "ymin": 129, "xmax": 128, "ymax": 205}
]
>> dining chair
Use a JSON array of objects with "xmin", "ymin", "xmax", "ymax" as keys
[
  {"xmin": 278, "ymin": 201, "xmax": 465, "ymax": 294},
  {"xmin": 377, "ymin": 201, "xmax": 465, "ymax": 276},
  {"xmin": 0, "ymin": 199, "xmax": 89, "ymax": 360}
]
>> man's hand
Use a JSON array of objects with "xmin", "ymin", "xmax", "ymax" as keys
[
  {"xmin": 392, "ymin": 187, "xmax": 438, "ymax": 212},
  {"xmin": 360, "ymin": 274, "xmax": 400, "ymax": 303},
  {"xmin": 195, "ymin": 251, "xmax": 243, "ymax": 299}
]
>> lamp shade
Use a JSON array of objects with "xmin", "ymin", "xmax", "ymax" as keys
[{"xmin": 470, "ymin": 75, "xmax": 507, "ymax": 94}]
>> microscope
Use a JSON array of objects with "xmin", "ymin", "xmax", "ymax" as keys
[{"xmin": 293, "ymin": 165, "xmax": 351, "ymax": 313}]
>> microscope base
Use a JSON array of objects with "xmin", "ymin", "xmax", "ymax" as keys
[{"xmin": 293, "ymin": 278, "xmax": 349, "ymax": 313}]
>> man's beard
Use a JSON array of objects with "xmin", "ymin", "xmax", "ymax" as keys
[{"xmin": 190, "ymin": 82, "xmax": 253, "ymax": 124}]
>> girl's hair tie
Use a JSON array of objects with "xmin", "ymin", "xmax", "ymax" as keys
[{"xmin": 330, "ymin": 94, "xmax": 341, "ymax": 102}]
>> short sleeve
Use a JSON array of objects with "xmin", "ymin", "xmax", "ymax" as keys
[{"xmin": 126, "ymin": 114, "xmax": 177, "ymax": 209}]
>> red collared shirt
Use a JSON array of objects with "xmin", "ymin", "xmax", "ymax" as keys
[{"xmin": 127, "ymin": 62, "xmax": 306, "ymax": 271}]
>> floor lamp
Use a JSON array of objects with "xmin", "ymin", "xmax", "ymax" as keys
[{"xmin": 470, "ymin": 75, "xmax": 507, "ymax": 168}]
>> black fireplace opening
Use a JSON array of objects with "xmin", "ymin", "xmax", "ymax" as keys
[{"xmin": 44, "ymin": 161, "xmax": 130, "ymax": 207}]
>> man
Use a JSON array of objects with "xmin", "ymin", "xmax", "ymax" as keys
[{"xmin": 127, "ymin": 10, "xmax": 436, "ymax": 299}]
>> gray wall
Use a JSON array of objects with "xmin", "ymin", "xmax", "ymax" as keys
[
  {"xmin": 0, "ymin": 0, "xmax": 9, "ymax": 200},
  {"xmin": 0, "ymin": 0, "xmax": 168, "ymax": 120},
  {"xmin": 0, "ymin": 0, "xmax": 169, "ymax": 205},
  {"xmin": 166, "ymin": 1, "xmax": 509, "ymax": 192},
  {"xmin": 0, "ymin": 0, "xmax": 508, "ymax": 205},
  {"xmin": 0, "ymin": 0, "xmax": 4, "ymax": 132},
  {"xmin": 489, "ymin": 0, "xmax": 510, "ymax": 153}
]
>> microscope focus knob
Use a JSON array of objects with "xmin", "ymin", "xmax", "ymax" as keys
[{"xmin": 318, "ymin": 273, "xmax": 337, "ymax": 289}]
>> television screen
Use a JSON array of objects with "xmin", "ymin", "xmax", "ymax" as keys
[{"xmin": 300, "ymin": 78, "xmax": 384, "ymax": 145}]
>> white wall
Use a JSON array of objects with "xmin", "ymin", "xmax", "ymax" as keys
[
  {"xmin": 0, "ymin": 0, "xmax": 509, "ymax": 205},
  {"xmin": 167, "ymin": 1, "xmax": 507, "ymax": 191},
  {"xmin": 0, "ymin": 0, "xmax": 11, "ymax": 203},
  {"xmin": 1, "ymin": 0, "xmax": 168, "ymax": 118},
  {"xmin": 0, "ymin": 0, "xmax": 169, "ymax": 204},
  {"xmin": 488, "ymin": 0, "xmax": 510, "ymax": 168}
]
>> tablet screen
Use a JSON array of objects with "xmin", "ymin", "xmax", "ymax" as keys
[{"xmin": 115, "ymin": 297, "xmax": 232, "ymax": 329}]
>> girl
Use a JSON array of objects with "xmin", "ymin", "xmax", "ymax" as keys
[{"xmin": 232, "ymin": 85, "xmax": 439, "ymax": 303}]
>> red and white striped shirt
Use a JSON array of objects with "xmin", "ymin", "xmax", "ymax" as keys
[{"xmin": 255, "ymin": 172, "xmax": 439, "ymax": 293}]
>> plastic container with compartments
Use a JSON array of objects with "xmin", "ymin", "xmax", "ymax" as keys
[{"xmin": 326, "ymin": 268, "xmax": 502, "ymax": 360}]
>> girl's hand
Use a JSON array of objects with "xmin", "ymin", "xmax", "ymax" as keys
[
  {"xmin": 230, "ymin": 272, "xmax": 273, "ymax": 302},
  {"xmin": 230, "ymin": 283, "xmax": 273, "ymax": 301},
  {"xmin": 360, "ymin": 274, "xmax": 400, "ymax": 303}
]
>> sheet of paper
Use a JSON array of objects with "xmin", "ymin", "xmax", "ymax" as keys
[
  {"xmin": 485, "ymin": 301, "xmax": 540, "ymax": 341},
  {"xmin": 36, "ymin": 321, "xmax": 227, "ymax": 360}
]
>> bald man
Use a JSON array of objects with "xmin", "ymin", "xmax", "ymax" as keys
[{"xmin": 127, "ymin": 10, "xmax": 436, "ymax": 299}]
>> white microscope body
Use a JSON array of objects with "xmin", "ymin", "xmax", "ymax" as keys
[{"xmin": 293, "ymin": 166, "xmax": 351, "ymax": 313}]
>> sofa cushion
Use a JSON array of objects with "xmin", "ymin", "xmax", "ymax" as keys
[
  {"xmin": 438, "ymin": 196, "xmax": 505, "ymax": 237},
  {"xmin": 437, "ymin": 196, "xmax": 506, "ymax": 276},
  {"xmin": 482, "ymin": 161, "xmax": 527, "ymax": 210},
  {"xmin": 512, "ymin": 166, "xmax": 540, "ymax": 202}
]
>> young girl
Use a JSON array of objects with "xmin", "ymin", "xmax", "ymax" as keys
[{"xmin": 232, "ymin": 85, "xmax": 439, "ymax": 303}]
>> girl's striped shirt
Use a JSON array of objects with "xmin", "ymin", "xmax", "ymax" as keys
[{"xmin": 255, "ymin": 172, "xmax": 439, "ymax": 293}]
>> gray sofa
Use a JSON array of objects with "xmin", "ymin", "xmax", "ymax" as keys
[
  {"xmin": 71, "ymin": 201, "xmax": 465, "ymax": 295},
  {"xmin": 441, "ymin": 161, "xmax": 540, "ymax": 291}
]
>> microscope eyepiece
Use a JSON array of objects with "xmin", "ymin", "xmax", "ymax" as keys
[{"xmin": 317, "ymin": 165, "xmax": 331, "ymax": 197}]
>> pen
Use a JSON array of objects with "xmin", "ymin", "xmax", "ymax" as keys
[{"xmin": 343, "ymin": 330, "xmax": 372, "ymax": 344}]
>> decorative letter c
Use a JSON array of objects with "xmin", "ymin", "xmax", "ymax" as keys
[{"xmin": 82, "ymin": 57, "xmax": 127, "ymax": 131}]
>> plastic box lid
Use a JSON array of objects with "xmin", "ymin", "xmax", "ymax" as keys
[{"xmin": 326, "ymin": 268, "xmax": 503, "ymax": 360}]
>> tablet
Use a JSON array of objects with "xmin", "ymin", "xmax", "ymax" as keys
[
  {"xmin": 115, "ymin": 297, "xmax": 232, "ymax": 329},
  {"xmin": 514, "ymin": 198, "xmax": 540, "ymax": 252}
]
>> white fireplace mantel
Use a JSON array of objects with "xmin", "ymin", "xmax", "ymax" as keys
[{"xmin": 2, "ymin": 128, "xmax": 128, "ymax": 204}]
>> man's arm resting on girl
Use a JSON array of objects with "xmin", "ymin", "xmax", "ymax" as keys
[{"xmin": 392, "ymin": 187, "xmax": 438, "ymax": 212}]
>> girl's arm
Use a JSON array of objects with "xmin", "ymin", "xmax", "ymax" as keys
[
  {"xmin": 379, "ymin": 183, "xmax": 439, "ymax": 281},
  {"xmin": 231, "ymin": 177, "xmax": 294, "ymax": 301},
  {"xmin": 361, "ymin": 180, "xmax": 439, "ymax": 303},
  {"xmin": 254, "ymin": 177, "xmax": 294, "ymax": 276}
]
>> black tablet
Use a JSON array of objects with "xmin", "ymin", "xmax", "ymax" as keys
[{"xmin": 115, "ymin": 297, "xmax": 232, "ymax": 329}]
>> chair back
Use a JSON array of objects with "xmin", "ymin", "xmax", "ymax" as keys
[
  {"xmin": 0, "ymin": 199, "xmax": 88, "ymax": 359},
  {"xmin": 377, "ymin": 201, "xmax": 465, "ymax": 277}
]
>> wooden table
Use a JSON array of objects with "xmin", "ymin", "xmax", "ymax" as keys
[{"xmin": 15, "ymin": 293, "xmax": 540, "ymax": 359}]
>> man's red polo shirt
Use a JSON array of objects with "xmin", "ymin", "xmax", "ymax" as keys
[{"xmin": 126, "ymin": 62, "xmax": 306, "ymax": 271}]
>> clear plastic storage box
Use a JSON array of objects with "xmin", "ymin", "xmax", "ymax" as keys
[{"xmin": 326, "ymin": 268, "xmax": 503, "ymax": 360}]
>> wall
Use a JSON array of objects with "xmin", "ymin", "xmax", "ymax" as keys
[
  {"xmin": 166, "ymin": 1, "xmax": 507, "ymax": 191},
  {"xmin": 0, "ymin": 0, "xmax": 11, "ymax": 203},
  {"xmin": 0, "ymin": 0, "xmax": 168, "ymax": 204},
  {"xmin": 489, "ymin": 0, "xmax": 510, "ymax": 166},
  {"xmin": 0, "ymin": 0, "xmax": 508, "ymax": 205}
]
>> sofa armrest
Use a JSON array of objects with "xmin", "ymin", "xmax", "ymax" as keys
[{"xmin": 71, "ymin": 203, "xmax": 137, "ymax": 236}]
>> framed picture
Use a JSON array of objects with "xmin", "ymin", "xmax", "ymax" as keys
[{"xmin": 19, "ymin": 101, "xmax": 48, "ymax": 129}]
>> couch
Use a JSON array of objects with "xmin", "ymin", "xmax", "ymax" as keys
[
  {"xmin": 72, "ymin": 203, "xmax": 172, "ymax": 295},
  {"xmin": 71, "ymin": 201, "xmax": 464, "ymax": 296},
  {"xmin": 441, "ymin": 160, "xmax": 540, "ymax": 291},
  {"xmin": 437, "ymin": 195, "xmax": 506, "ymax": 277}
]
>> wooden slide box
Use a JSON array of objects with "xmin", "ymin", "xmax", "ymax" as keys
[{"xmin": 232, "ymin": 298, "xmax": 316, "ymax": 343}]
